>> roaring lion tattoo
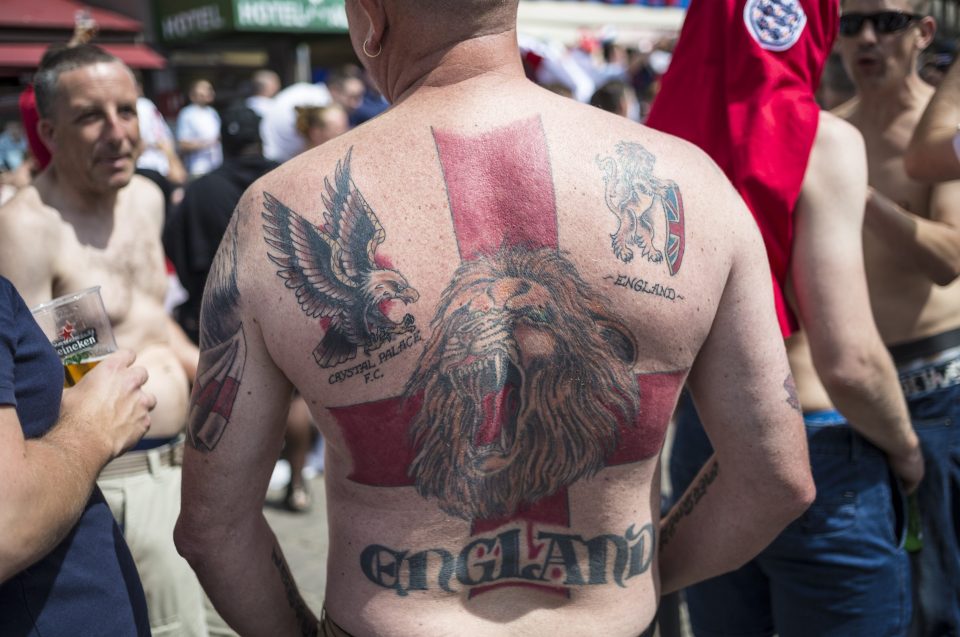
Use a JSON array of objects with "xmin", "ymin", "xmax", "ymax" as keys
[{"xmin": 405, "ymin": 247, "xmax": 641, "ymax": 521}]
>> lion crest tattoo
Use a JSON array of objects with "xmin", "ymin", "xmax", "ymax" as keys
[
  {"xmin": 405, "ymin": 247, "xmax": 641, "ymax": 521},
  {"xmin": 597, "ymin": 142, "xmax": 686, "ymax": 276}
]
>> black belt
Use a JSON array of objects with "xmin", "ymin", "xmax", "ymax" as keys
[{"xmin": 889, "ymin": 326, "xmax": 960, "ymax": 366}]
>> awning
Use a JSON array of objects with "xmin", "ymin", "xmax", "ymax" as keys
[
  {"xmin": 0, "ymin": 42, "xmax": 166, "ymax": 69},
  {"xmin": 0, "ymin": 0, "xmax": 142, "ymax": 32}
]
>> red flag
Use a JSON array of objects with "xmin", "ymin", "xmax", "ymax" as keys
[{"xmin": 647, "ymin": 0, "xmax": 838, "ymax": 337}]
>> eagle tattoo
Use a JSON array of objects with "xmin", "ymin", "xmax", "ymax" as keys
[{"xmin": 262, "ymin": 148, "xmax": 420, "ymax": 369}]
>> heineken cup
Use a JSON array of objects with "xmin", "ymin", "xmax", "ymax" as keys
[{"xmin": 31, "ymin": 286, "xmax": 118, "ymax": 387}]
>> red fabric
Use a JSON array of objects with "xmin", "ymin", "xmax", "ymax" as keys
[
  {"xmin": 0, "ymin": 0, "xmax": 141, "ymax": 32},
  {"xmin": 19, "ymin": 85, "xmax": 51, "ymax": 171},
  {"xmin": 646, "ymin": 0, "xmax": 838, "ymax": 338}
]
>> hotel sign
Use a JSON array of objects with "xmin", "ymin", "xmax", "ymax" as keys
[{"xmin": 156, "ymin": 0, "xmax": 347, "ymax": 42}]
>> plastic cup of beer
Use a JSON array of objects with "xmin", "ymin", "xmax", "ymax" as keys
[{"xmin": 31, "ymin": 287, "xmax": 117, "ymax": 388}]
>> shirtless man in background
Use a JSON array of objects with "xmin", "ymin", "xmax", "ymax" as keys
[
  {"xmin": 837, "ymin": 0, "xmax": 960, "ymax": 633},
  {"xmin": 175, "ymin": 1, "xmax": 815, "ymax": 635},
  {"xmin": 645, "ymin": 0, "xmax": 923, "ymax": 631},
  {"xmin": 0, "ymin": 45, "xmax": 210, "ymax": 636}
]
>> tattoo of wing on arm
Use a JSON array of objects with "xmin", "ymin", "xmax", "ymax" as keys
[
  {"xmin": 784, "ymin": 375, "xmax": 802, "ymax": 413},
  {"xmin": 261, "ymin": 147, "xmax": 419, "ymax": 369},
  {"xmin": 187, "ymin": 216, "xmax": 247, "ymax": 452},
  {"xmin": 271, "ymin": 545, "xmax": 319, "ymax": 637},
  {"xmin": 660, "ymin": 460, "xmax": 719, "ymax": 549}
]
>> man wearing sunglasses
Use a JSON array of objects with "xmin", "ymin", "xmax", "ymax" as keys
[
  {"xmin": 649, "ymin": 1, "xmax": 923, "ymax": 635},
  {"xmin": 837, "ymin": 1, "xmax": 960, "ymax": 635}
]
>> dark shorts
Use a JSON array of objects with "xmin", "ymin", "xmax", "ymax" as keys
[
  {"xmin": 891, "ymin": 329, "xmax": 960, "ymax": 637},
  {"xmin": 670, "ymin": 397, "xmax": 911, "ymax": 637}
]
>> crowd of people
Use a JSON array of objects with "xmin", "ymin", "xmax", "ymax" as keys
[{"xmin": 0, "ymin": 0, "xmax": 957, "ymax": 636}]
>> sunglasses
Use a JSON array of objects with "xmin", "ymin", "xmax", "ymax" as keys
[{"xmin": 839, "ymin": 11, "xmax": 922, "ymax": 36}]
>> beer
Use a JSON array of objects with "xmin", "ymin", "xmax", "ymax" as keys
[
  {"xmin": 31, "ymin": 287, "xmax": 117, "ymax": 387},
  {"xmin": 63, "ymin": 356, "xmax": 105, "ymax": 388}
]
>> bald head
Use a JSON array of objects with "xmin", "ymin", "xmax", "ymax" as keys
[{"xmin": 399, "ymin": 0, "xmax": 518, "ymax": 34}]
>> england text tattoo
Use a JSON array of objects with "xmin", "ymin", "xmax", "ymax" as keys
[
  {"xmin": 262, "ymin": 148, "xmax": 419, "ymax": 369},
  {"xmin": 605, "ymin": 273, "xmax": 684, "ymax": 302},
  {"xmin": 271, "ymin": 546, "xmax": 318, "ymax": 637},
  {"xmin": 188, "ymin": 216, "xmax": 247, "ymax": 452},
  {"xmin": 660, "ymin": 460, "xmax": 719, "ymax": 549},
  {"xmin": 362, "ymin": 523, "xmax": 655, "ymax": 596},
  {"xmin": 597, "ymin": 142, "xmax": 686, "ymax": 275}
]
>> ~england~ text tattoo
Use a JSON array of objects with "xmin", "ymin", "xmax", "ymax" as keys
[
  {"xmin": 660, "ymin": 460, "xmax": 719, "ymax": 549},
  {"xmin": 271, "ymin": 546, "xmax": 318, "ymax": 636},
  {"xmin": 605, "ymin": 274, "xmax": 684, "ymax": 302},
  {"xmin": 597, "ymin": 142, "xmax": 686, "ymax": 275},
  {"xmin": 188, "ymin": 216, "xmax": 247, "ymax": 452},
  {"xmin": 262, "ymin": 147, "xmax": 420, "ymax": 369},
  {"xmin": 362, "ymin": 523, "xmax": 655, "ymax": 596}
]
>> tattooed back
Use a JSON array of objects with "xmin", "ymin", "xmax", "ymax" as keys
[{"xmin": 181, "ymin": 72, "xmax": 808, "ymax": 637}]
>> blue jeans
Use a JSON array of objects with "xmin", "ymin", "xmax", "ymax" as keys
[
  {"xmin": 897, "ymin": 358, "xmax": 960, "ymax": 637},
  {"xmin": 670, "ymin": 397, "xmax": 911, "ymax": 637}
]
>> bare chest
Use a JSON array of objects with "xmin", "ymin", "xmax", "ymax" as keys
[{"xmin": 53, "ymin": 221, "xmax": 168, "ymax": 328}]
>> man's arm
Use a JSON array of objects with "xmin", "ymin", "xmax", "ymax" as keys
[
  {"xmin": 792, "ymin": 113, "xmax": 923, "ymax": 492},
  {"xmin": 174, "ymin": 196, "xmax": 319, "ymax": 636},
  {"xmin": 0, "ymin": 351, "xmax": 154, "ymax": 582},
  {"xmin": 178, "ymin": 138, "xmax": 216, "ymax": 154},
  {"xmin": 905, "ymin": 60, "xmax": 960, "ymax": 183},
  {"xmin": 865, "ymin": 181, "xmax": 960, "ymax": 286},
  {"xmin": 659, "ymin": 181, "xmax": 815, "ymax": 595}
]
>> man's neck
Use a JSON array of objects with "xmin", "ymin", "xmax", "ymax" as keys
[
  {"xmin": 37, "ymin": 167, "xmax": 119, "ymax": 220},
  {"xmin": 854, "ymin": 73, "xmax": 932, "ymax": 125},
  {"xmin": 386, "ymin": 29, "xmax": 527, "ymax": 104}
]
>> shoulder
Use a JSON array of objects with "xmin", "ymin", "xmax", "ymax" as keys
[
  {"xmin": 123, "ymin": 174, "xmax": 165, "ymax": 227},
  {"xmin": 815, "ymin": 111, "xmax": 864, "ymax": 152},
  {"xmin": 805, "ymin": 112, "xmax": 866, "ymax": 187},
  {"xmin": 0, "ymin": 184, "xmax": 61, "ymax": 239},
  {"xmin": 127, "ymin": 173, "xmax": 165, "ymax": 205}
]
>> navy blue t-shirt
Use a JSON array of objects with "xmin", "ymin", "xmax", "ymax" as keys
[{"xmin": 0, "ymin": 277, "xmax": 149, "ymax": 636}]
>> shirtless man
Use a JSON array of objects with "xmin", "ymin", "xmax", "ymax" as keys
[
  {"xmin": 837, "ymin": 1, "xmax": 960, "ymax": 633},
  {"xmin": 174, "ymin": 2, "xmax": 815, "ymax": 635},
  {"xmin": 0, "ymin": 45, "xmax": 209, "ymax": 636},
  {"xmin": 645, "ymin": 1, "xmax": 923, "ymax": 633}
]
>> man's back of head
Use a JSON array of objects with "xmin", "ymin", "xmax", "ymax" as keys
[{"xmin": 251, "ymin": 70, "xmax": 280, "ymax": 99}]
